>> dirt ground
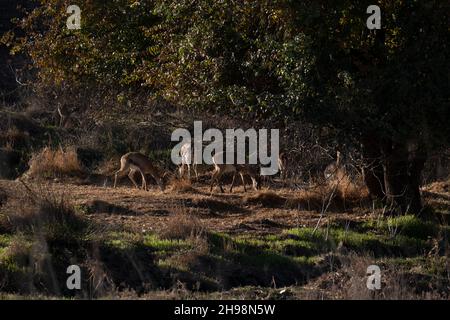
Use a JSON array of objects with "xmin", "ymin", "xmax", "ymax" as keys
[
  {"xmin": 0, "ymin": 178, "xmax": 327, "ymax": 234},
  {"xmin": 1, "ymin": 177, "xmax": 446, "ymax": 237}
]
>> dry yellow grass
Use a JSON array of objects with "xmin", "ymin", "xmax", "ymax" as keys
[
  {"xmin": 286, "ymin": 177, "xmax": 368, "ymax": 211},
  {"xmin": 329, "ymin": 171, "xmax": 369, "ymax": 201},
  {"xmin": 286, "ymin": 186, "xmax": 326, "ymax": 211},
  {"xmin": 244, "ymin": 191, "xmax": 286, "ymax": 207},
  {"xmin": 27, "ymin": 146, "xmax": 83, "ymax": 178},
  {"xmin": 168, "ymin": 178, "xmax": 196, "ymax": 193},
  {"xmin": 243, "ymin": 172, "xmax": 368, "ymax": 211},
  {"xmin": 160, "ymin": 206, "xmax": 205, "ymax": 240},
  {"xmin": 425, "ymin": 179, "xmax": 450, "ymax": 194}
]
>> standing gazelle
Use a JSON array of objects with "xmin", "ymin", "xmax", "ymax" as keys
[
  {"xmin": 113, "ymin": 152, "xmax": 165, "ymax": 191},
  {"xmin": 324, "ymin": 150, "xmax": 343, "ymax": 181},
  {"xmin": 277, "ymin": 152, "xmax": 286, "ymax": 180},
  {"xmin": 210, "ymin": 152, "xmax": 260, "ymax": 193},
  {"xmin": 179, "ymin": 142, "xmax": 198, "ymax": 180}
]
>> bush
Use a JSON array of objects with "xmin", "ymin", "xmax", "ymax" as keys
[
  {"xmin": 160, "ymin": 207, "xmax": 205, "ymax": 240},
  {"xmin": 0, "ymin": 236, "xmax": 32, "ymax": 293},
  {"xmin": 27, "ymin": 147, "xmax": 84, "ymax": 179},
  {"xmin": 2, "ymin": 185, "xmax": 89, "ymax": 243}
]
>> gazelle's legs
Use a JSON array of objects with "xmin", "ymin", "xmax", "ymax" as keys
[
  {"xmin": 187, "ymin": 164, "xmax": 191, "ymax": 180},
  {"xmin": 140, "ymin": 171, "xmax": 147, "ymax": 189},
  {"xmin": 127, "ymin": 169, "xmax": 140, "ymax": 189},
  {"xmin": 229, "ymin": 172, "xmax": 237, "ymax": 193},
  {"xmin": 193, "ymin": 163, "xmax": 199, "ymax": 181},
  {"xmin": 210, "ymin": 168, "xmax": 219, "ymax": 192},
  {"xmin": 210, "ymin": 168, "xmax": 224, "ymax": 193},
  {"xmin": 239, "ymin": 172, "xmax": 247, "ymax": 192},
  {"xmin": 178, "ymin": 164, "xmax": 184, "ymax": 179},
  {"xmin": 137, "ymin": 168, "xmax": 148, "ymax": 191},
  {"xmin": 251, "ymin": 177, "xmax": 258, "ymax": 190},
  {"xmin": 114, "ymin": 160, "xmax": 130, "ymax": 188}
]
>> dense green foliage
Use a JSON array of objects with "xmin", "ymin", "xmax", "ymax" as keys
[{"xmin": 8, "ymin": 1, "xmax": 448, "ymax": 134}]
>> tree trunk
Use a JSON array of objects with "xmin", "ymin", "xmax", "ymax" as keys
[
  {"xmin": 383, "ymin": 140, "xmax": 408, "ymax": 211},
  {"xmin": 362, "ymin": 134, "xmax": 426, "ymax": 215},
  {"xmin": 361, "ymin": 135, "xmax": 386, "ymax": 199},
  {"xmin": 407, "ymin": 147, "xmax": 427, "ymax": 213},
  {"xmin": 382, "ymin": 140, "xmax": 425, "ymax": 214}
]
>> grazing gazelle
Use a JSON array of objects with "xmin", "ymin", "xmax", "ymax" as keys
[
  {"xmin": 210, "ymin": 152, "xmax": 260, "ymax": 193},
  {"xmin": 113, "ymin": 152, "xmax": 165, "ymax": 191}
]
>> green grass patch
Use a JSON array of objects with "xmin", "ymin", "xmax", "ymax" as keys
[
  {"xmin": 104, "ymin": 231, "xmax": 142, "ymax": 250},
  {"xmin": 206, "ymin": 232, "xmax": 319, "ymax": 271},
  {"xmin": 285, "ymin": 226, "xmax": 428, "ymax": 257},
  {"xmin": 386, "ymin": 215, "xmax": 438, "ymax": 239},
  {"xmin": 362, "ymin": 215, "xmax": 439, "ymax": 240},
  {"xmin": 0, "ymin": 234, "xmax": 11, "ymax": 248},
  {"xmin": 0, "ymin": 234, "xmax": 12, "ymax": 257},
  {"xmin": 143, "ymin": 234, "xmax": 192, "ymax": 252}
]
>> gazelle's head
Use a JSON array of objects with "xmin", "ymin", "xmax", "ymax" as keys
[
  {"xmin": 159, "ymin": 170, "xmax": 176, "ymax": 192},
  {"xmin": 251, "ymin": 167, "xmax": 262, "ymax": 190},
  {"xmin": 156, "ymin": 177, "xmax": 165, "ymax": 192}
]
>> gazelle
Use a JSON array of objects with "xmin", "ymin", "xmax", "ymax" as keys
[
  {"xmin": 179, "ymin": 142, "xmax": 198, "ymax": 180},
  {"xmin": 210, "ymin": 152, "xmax": 260, "ymax": 193},
  {"xmin": 113, "ymin": 152, "xmax": 165, "ymax": 191},
  {"xmin": 278, "ymin": 152, "xmax": 286, "ymax": 180},
  {"xmin": 324, "ymin": 150, "xmax": 344, "ymax": 181}
]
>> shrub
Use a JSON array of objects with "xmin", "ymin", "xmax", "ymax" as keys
[
  {"xmin": 0, "ymin": 236, "xmax": 31, "ymax": 293},
  {"xmin": 27, "ymin": 146, "xmax": 84, "ymax": 179},
  {"xmin": 286, "ymin": 184, "xmax": 340, "ymax": 211},
  {"xmin": 160, "ymin": 207, "xmax": 205, "ymax": 240},
  {"xmin": 286, "ymin": 179, "xmax": 368, "ymax": 212},
  {"xmin": 3, "ymin": 185, "xmax": 89, "ymax": 243}
]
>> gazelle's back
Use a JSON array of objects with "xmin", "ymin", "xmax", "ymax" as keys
[
  {"xmin": 212, "ymin": 152, "xmax": 236, "ymax": 172},
  {"xmin": 123, "ymin": 152, "xmax": 152, "ymax": 170}
]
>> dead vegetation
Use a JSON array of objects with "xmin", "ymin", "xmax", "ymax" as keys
[
  {"xmin": 297, "ymin": 253, "xmax": 449, "ymax": 300},
  {"xmin": 167, "ymin": 178, "xmax": 196, "ymax": 193},
  {"xmin": 26, "ymin": 147, "xmax": 84, "ymax": 179},
  {"xmin": 0, "ymin": 183, "xmax": 89, "ymax": 243},
  {"xmin": 285, "ymin": 174, "xmax": 369, "ymax": 212},
  {"xmin": 245, "ymin": 191, "xmax": 286, "ymax": 207},
  {"xmin": 244, "ymin": 175, "xmax": 368, "ymax": 212},
  {"xmin": 160, "ymin": 206, "xmax": 206, "ymax": 240}
]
